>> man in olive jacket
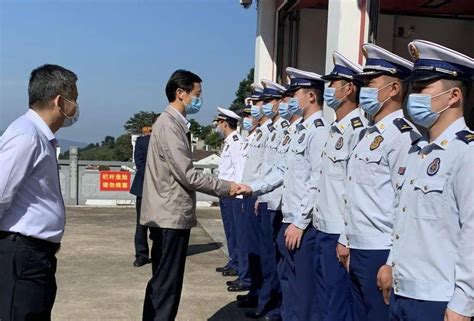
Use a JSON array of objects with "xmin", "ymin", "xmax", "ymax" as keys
[{"xmin": 141, "ymin": 70, "xmax": 239, "ymax": 321}]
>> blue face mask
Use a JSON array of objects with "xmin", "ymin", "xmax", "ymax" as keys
[
  {"xmin": 359, "ymin": 83, "xmax": 393, "ymax": 120},
  {"xmin": 288, "ymin": 97, "xmax": 302, "ymax": 115},
  {"xmin": 250, "ymin": 105, "xmax": 263, "ymax": 120},
  {"xmin": 278, "ymin": 102, "xmax": 293, "ymax": 120},
  {"xmin": 262, "ymin": 102, "xmax": 276, "ymax": 118},
  {"xmin": 185, "ymin": 96, "xmax": 202, "ymax": 115},
  {"xmin": 324, "ymin": 83, "xmax": 349, "ymax": 110},
  {"xmin": 407, "ymin": 90, "xmax": 452, "ymax": 128},
  {"xmin": 242, "ymin": 117, "xmax": 254, "ymax": 131}
]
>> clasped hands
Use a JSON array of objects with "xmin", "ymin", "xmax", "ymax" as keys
[{"xmin": 228, "ymin": 182, "xmax": 253, "ymax": 197}]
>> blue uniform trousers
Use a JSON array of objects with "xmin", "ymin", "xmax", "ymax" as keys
[
  {"xmin": 219, "ymin": 197, "xmax": 238, "ymax": 270},
  {"xmin": 349, "ymin": 249, "xmax": 390, "ymax": 321},
  {"xmin": 314, "ymin": 229, "xmax": 353, "ymax": 321},
  {"xmin": 389, "ymin": 293, "xmax": 448, "ymax": 321},
  {"xmin": 277, "ymin": 223, "xmax": 319, "ymax": 321},
  {"xmin": 232, "ymin": 197, "xmax": 249, "ymax": 285},
  {"xmin": 256, "ymin": 202, "xmax": 282, "ymax": 318},
  {"xmin": 242, "ymin": 196, "xmax": 262, "ymax": 296}
]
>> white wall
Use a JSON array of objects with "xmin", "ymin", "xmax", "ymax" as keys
[
  {"xmin": 254, "ymin": 0, "xmax": 277, "ymax": 82},
  {"xmin": 377, "ymin": 14, "xmax": 474, "ymax": 59}
]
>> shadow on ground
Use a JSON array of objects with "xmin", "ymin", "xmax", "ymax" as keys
[
  {"xmin": 207, "ymin": 301, "xmax": 262, "ymax": 321},
  {"xmin": 187, "ymin": 242, "xmax": 223, "ymax": 257}
]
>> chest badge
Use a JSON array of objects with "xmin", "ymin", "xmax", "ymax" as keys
[
  {"xmin": 427, "ymin": 157, "xmax": 440, "ymax": 176},
  {"xmin": 271, "ymin": 132, "xmax": 276, "ymax": 142},
  {"xmin": 225, "ymin": 145, "xmax": 230, "ymax": 152},
  {"xmin": 335, "ymin": 137, "xmax": 344, "ymax": 150},
  {"xmin": 256, "ymin": 131, "xmax": 263, "ymax": 141},
  {"xmin": 370, "ymin": 135, "xmax": 384, "ymax": 151},
  {"xmin": 298, "ymin": 133, "xmax": 306, "ymax": 144},
  {"xmin": 282, "ymin": 135, "xmax": 290, "ymax": 146}
]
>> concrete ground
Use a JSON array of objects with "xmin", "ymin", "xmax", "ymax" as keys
[{"xmin": 52, "ymin": 206, "xmax": 257, "ymax": 321}]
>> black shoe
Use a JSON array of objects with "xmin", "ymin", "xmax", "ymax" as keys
[
  {"xmin": 226, "ymin": 278, "xmax": 240, "ymax": 286},
  {"xmin": 215, "ymin": 265, "xmax": 232, "ymax": 273},
  {"xmin": 133, "ymin": 257, "xmax": 151, "ymax": 267},
  {"xmin": 236, "ymin": 297, "xmax": 258, "ymax": 308},
  {"xmin": 236, "ymin": 294, "xmax": 250, "ymax": 302},
  {"xmin": 222, "ymin": 269, "xmax": 238, "ymax": 277},
  {"xmin": 264, "ymin": 316, "xmax": 282, "ymax": 321},
  {"xmin": 245, "ymin": 311, "xmax": 263, "ymax": 319},
  {"xmin": 227, "ymin": 283, "xmax": 251, "ymax": 292}
]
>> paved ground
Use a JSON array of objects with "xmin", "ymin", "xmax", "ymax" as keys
[{"xmin": 52, "ymin": 206, "xmax": 256, "ymax": 321}]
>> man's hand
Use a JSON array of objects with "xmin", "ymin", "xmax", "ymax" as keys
[
  {"xmin": 336, "ymin": 243, "xmax": 350, "ymax": 271},
  {"xmin": 284, "ymin": 224, "xmax": 303, "ymax": 251},
  {"xmin": 444, "ymin": 308, "xmax": 471, "ymax": 321},
  {"xmin": 229, "ymin": 182, "xmax": 240, "ymax": 197},
  {"xmin": 376, "ymin": 264, "xmax": 393, "ymax": 305},
  {"xmin": 237, "ymin": 184, "xmax": 253, "ymax": 197}
]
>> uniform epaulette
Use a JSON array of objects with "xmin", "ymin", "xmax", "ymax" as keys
[
  {"xmin": 456, "ymin": 130, "xmax": 474, "ymax": 144},
  {"xmin": 393, "ymin": 118, "xmax": 413, "ymax": 133},
  {"xmin": 268, "ymin": 124, "xmax": 275, "ymax": 132},
  {"xmin": 314, "ymin": 118, "xmax": 324, "ymax": 128},
  {"xmin": 281, "ymin": 120, "xmax": 289, "ymax": 129},
  {"xmin": 233, "ymin": 135, "xmax": 239, "ymax": 142},
  {"xmin": 351, "ymin": 117, "xmax": 363, "ymax": 130}
]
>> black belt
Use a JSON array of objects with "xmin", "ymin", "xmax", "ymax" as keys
[{"xmin": 0, "ymin": 231, "xmax": 60, "ymax": 254}]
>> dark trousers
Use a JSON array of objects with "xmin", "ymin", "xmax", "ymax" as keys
[
  {"xmin": 219, "ymin": 197, "xmax": 238, "ymax": 270},
  {"xmin": 314, "ymin": 230, "xmax": 353, "ymax": 321},
  {"xmin": 277, "ymin": 223, "xmax": 319, "ymax": 321},
  {"xmin": 135, "ymin": 197, "xmax": 150, "ymax": 259},
  {"xmin": 257, "ymin": 203, "xmax": 282, "ymax": 318},
  {"xmin": 0, "ymin": 237, "xmax": 58, "ymax": 321},
  {"xmin": 389, "ymin": 294, "xmax": 448, "ymax": 321},
  {"xmin": 349, "ymin": 249, "xmax": 390, "ymax": 321},
  {"xmin": 242, "ymin": 196, "xmax": 262, "ymax": 296},
  {"xmin": 143, "ymin": 227, "xmax": 190, "ymax": 321},
  {"xmin": 232, "ymin": 198, "xmax": 250, "ymax": 286}
]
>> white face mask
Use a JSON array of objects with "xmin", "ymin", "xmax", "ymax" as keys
[{"xmin": 59, "ymin": 96, "xmax": 79, "ymax": 127}]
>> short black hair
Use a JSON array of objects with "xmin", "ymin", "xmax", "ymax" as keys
[
  {"xmin": 28, "ymin": 64, "xmax": 78, "ymax": 108},
  {"xmin": 165, "ymin": 69, "xmax": 202, "ymax": 102},
  {"xmin": 302, "ymin": 87, "xmax": 324, "ymax": 106},
  {"xmin": 226, "ymin": 120, "xmax": 238, "ymax": 130}
]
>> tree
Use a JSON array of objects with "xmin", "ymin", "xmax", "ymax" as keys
[
  {"xmin": 204, "ymin": 132, "xmax": 222, "ymax": 150},
  {"xmin": 114, "ymin": 133, "xmax": 133, "ymax": 161},
  {"xmin": 189, "ymin": 118, "xmax": 202, "ymax": 138},
  {"xmin": 101, "ymin": 136, "xmax": 115, "ymax": 148},
  {"xmin": 124, "ymin": 111, "xmax": 158, "ymax": 134},
  {"xmin": 230, "ymin": 68, "xmax": 254, "ymax": 112}
]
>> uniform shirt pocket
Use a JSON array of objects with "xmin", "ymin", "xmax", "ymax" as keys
[
  {"xmin": 291, "ymin": 143, "xmax": 307, "ymax": 179},
  {"xmin": 326, "ymin": 150, "xmax": 347, "ymax": 180},
  {"xmin": 412, "ymin": 177, "xmax": 447, "ymax": 220},
  {"xmin": 355, "ymin": 152, "xmax": 383, "ymax": 185}
]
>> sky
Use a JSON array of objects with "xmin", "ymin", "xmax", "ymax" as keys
[{"xmin": 0, "ymin": 0, "xmax": 257, "ymax": 144}]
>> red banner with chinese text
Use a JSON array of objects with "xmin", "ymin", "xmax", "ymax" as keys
[{"xmin": 99, "ymin": 171, "xmax": 131, "ymax": 191}]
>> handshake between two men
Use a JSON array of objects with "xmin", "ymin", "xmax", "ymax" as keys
[{"xmin": 228, "ymin": 182, "xmax": 253, "ymax": 198}]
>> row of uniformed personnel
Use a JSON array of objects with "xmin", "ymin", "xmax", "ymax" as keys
[{"xmin": 213, "ymin": 39, "xmax": 473, "ymax": 321}]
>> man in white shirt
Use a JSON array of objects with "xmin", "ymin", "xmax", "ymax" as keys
[
  {"xmin": 0, "ymin": 64, "xmax": 79, "ymax": 321},
  {"xmin": 214, "ymin": 107, "xmax": 243, "ymax": 276}
]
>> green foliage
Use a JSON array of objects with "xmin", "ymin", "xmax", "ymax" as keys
[
  {"xmin": 204, "ymin": 132, "xmax": 222, "ymax": 149},
  {"xmin": 101, "ymin": 136, "xmax": 115, "ymax": 148},
  {"xmin": 230, "ymin": 68, "xmax": 254, "ymax": 112},
  {"xmin": 124, "ymin": 111, "xmax": 159, "ymax": 134},
  {"xmin": 114, "ymin": 133, "xmax": 133, "ymax": 161},
  {"xmin": 189, "ymin": 119, "xmax": 202, "ymax": 138}
]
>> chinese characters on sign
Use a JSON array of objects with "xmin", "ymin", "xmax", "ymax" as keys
[{"xmin": 100, "ymin": 171, "xmax": 131, "ymax": 191}]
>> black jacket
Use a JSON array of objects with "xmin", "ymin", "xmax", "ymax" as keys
[{"xmin": 130, "ymin": 135, "xmax": 151, "ymax": 197}]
